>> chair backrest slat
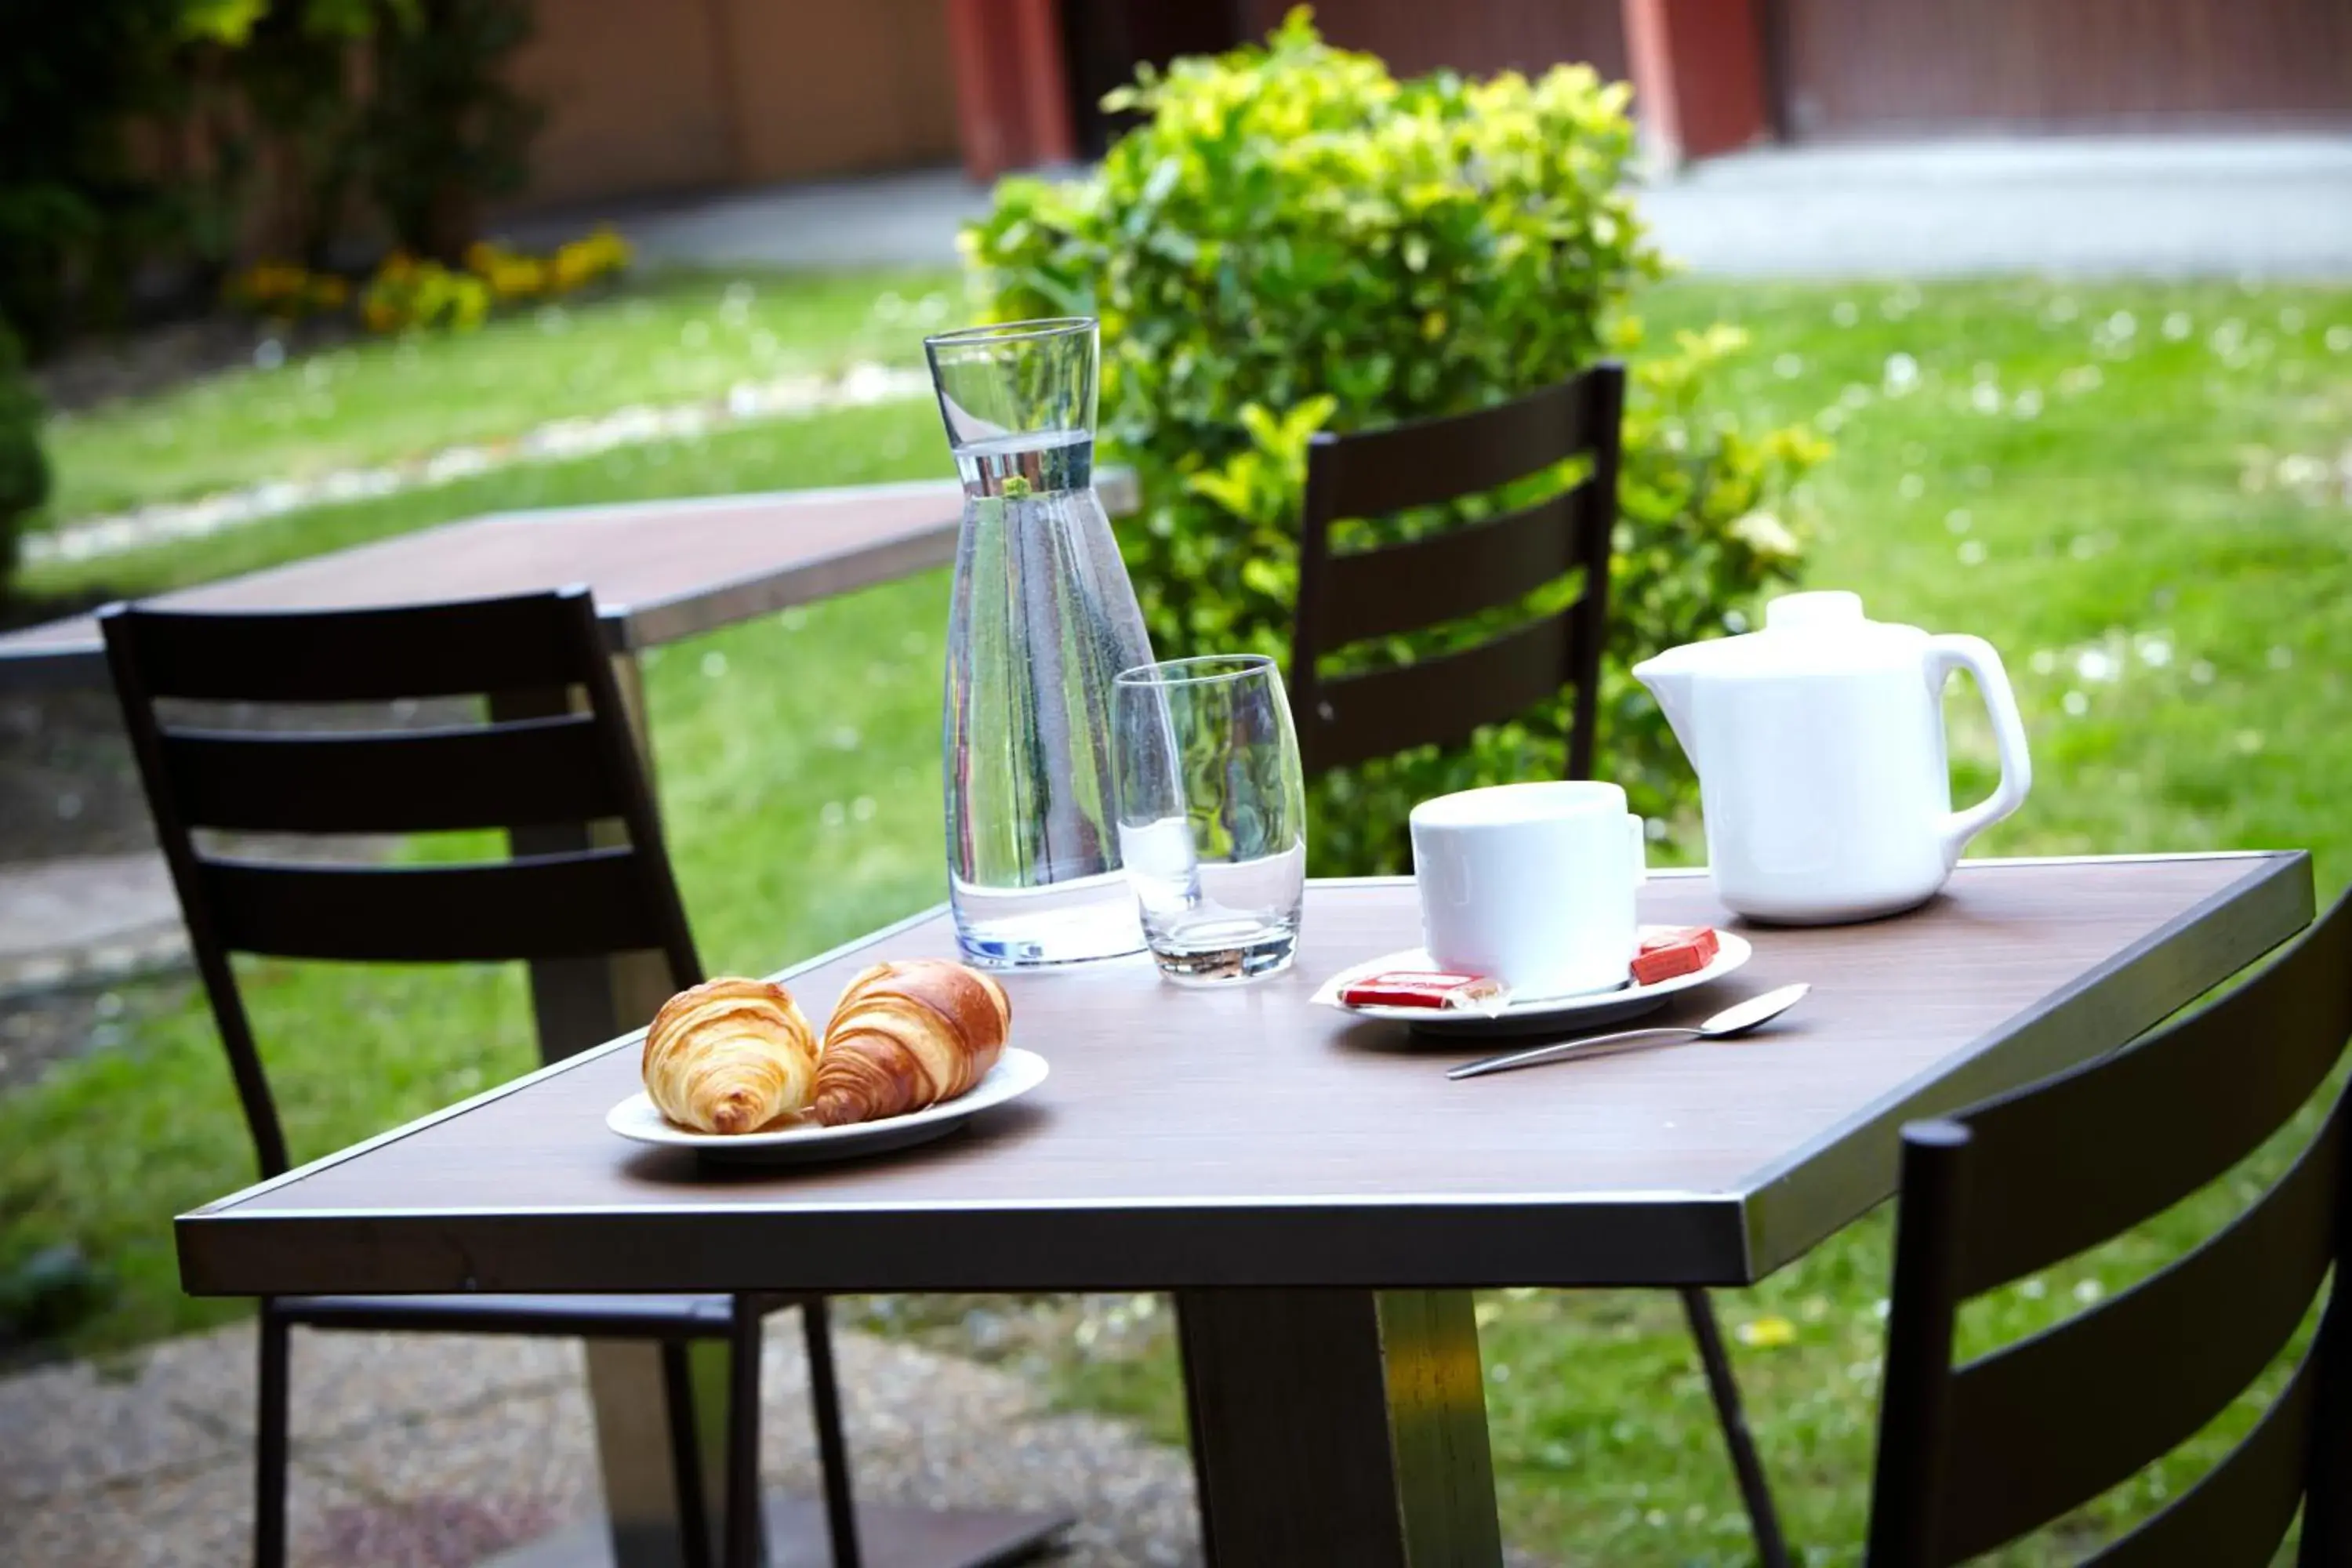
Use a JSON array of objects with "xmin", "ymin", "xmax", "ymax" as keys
[
  {"xmin": 1864, "ymin": 887, "xmax": 2352, "ymax": 1566},
  {"xmin": 110, "ymin": 591, "xmax": 601, "ymax": 702},
  {"xmin": 200, "ymin": 851, "xmax": 668, "ymax": 964},
  {"xmin": 2087, "ymin": 1340, "xmax": 2322, "ymax": 1568},
  {"xmin": 1931, "ymin": 1108, "xmax": 2341, "ymax": 1559},
  {"xmin": 1300, "ymin": 608, "xmax": 1572, "ymax": 776},
  {"xmin": 1941, "ymin": 895, "xmax": 2352, "ymax": 1294},
  {"xmin": 1317, "ymin": 488, "xmax": 1585, "ymax": 648},
  {"xmin": 100, "ymin": 587, "xmax": 701, "ymax": 1181},
  {"xmin": 1289, "ymin": 365, "xmax": 1623, "ymax": 791},
  {"xmin": 160, "ymin": 714, "xmax": 623, "ymax": 833},
  {"xmin": 1304, "ymin": 374, "xmax": 1600, "ymax": 521}
]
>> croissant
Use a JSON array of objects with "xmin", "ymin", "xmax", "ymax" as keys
[
  {"xmin": 810, "ymin": 960, "xmax": 1011, "ymax": 1126},
  {"xmin": 643, "ymin": 978, "xmax": 819, "ymax": 1134}
]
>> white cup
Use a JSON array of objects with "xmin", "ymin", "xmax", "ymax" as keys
[{"xmin": 1409, "ymin": 781, "xmax": 1647, "ymax": 998}]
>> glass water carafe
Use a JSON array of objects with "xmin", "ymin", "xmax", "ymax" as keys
[{"xmin": 926, "ymin": 318, "xmax": 1154, "ymax": 965}]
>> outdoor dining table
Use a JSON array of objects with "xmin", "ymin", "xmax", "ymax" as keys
[{"xmin": 175, "ymin": 850, "xmax": 2314, "ymax": 1566}]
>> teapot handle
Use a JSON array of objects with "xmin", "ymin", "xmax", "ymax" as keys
[{"xmin": 1926, "ymin": 634, "xmax": 2034, "ymax": 869}]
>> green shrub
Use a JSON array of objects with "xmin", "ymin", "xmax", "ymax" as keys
[
  {"xmin": 361, "ymin": 0, "xmax": 543, "ymax": 262},
  {"xmin": 963, "ymin": 10, "xmax": 1824, "ymax": 872},
  {"xmin": 0, "ymin": 0, "xmax": 194, "ymax": 350},
  {"xmin": 198, "ymin": 0, "xmax": 392, "ymax": 272},
  {"xmin": 0, "ymin": 322, "xmax": 50, "ymax": 595}
]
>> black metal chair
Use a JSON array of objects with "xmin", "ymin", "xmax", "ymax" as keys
[
  {"xmin": 100, "ymin": 587, "xmax": 860, "ymax": 1568},
  {"xmin": 1864, "ymin": 885, "xmax": 2351, "ymax": 1564},
  {"xmin": 1285, "ymin": 363, "xmax": 1791, "ymax": 1567}
]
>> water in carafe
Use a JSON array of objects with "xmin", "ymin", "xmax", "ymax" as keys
[{"xmin": 927, "ymin": 318, "xmax": 1154, "ymax": 965}]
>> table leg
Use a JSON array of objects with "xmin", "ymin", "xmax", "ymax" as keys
[
  {"xmin": 500, "ymin": 666, "xmax": 713, "ymax": 1568},
  {"xmin": 1175, "ymin": 1288, "xmax": 1503, "ymax": 1568}
]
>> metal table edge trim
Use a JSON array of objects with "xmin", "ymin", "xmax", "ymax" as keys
[{"xmin": 1734, "ymin": 847, "xmax": 2316, "ymax": 1282}]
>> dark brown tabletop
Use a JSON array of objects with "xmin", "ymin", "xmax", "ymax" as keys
[
  {"xmin": 0, "ymin": 470, "xmax": 1140, "ymax": 691},
  {"xmin": 176, "ymin": 853, "xmax": 2313, "ymax": 1300}
]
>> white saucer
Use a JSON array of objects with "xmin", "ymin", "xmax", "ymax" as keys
[
  {"xmin": 607, "ymin": 1048, "xmax": 1050, "ymax": 1164},
  {"xmin": 1312, "ymin": 931, "xmax": 1753, "ymax": 1037}
]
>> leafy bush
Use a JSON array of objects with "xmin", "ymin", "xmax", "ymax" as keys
[
  {"xmin": 964, "ymin": 11, "xmax": 1824, "ymax": 871},
  {"xmin": 0, "ymin": 0, "xmax": 194, "ymax": 350},
  {"xmin": 191, "ymin": 0, "xmax": 538, "ymax": 268},
  {"xmin": 195, "ymin": 0, "xmax": 393, "ymax": 271},
  {"xmin": 361, "ymin": 0, "xmax": 543, "ymax": 262},
  {"xmin": 0, "ymin": 323, "xmax": 52, "ymax": 597},
  {"xmin": 0, "ymin": 0, "xmax": 543, "ymax": 352}
]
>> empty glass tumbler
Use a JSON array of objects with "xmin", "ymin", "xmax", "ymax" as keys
[
  {"xmin": 1112, "ymin": 655, "xmax": 1308, "ymax": 982},
  {"xmin": 928, "ymin": 317, "xmax": 1156, "ymax": 966}
]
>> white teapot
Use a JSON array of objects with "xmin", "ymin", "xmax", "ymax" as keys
[{"xmin": 1632, "ymin": 591, "xmax": 2031, "ymax": 924}]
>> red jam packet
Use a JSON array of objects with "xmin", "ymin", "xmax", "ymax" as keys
[
  {"xmin": 1632, "ymin": 926, "xmax": 1720, "ymax": 986},
  {"xmin": 1338, "ymin": 971, "xmax": 1509, "ymax": 1011}
]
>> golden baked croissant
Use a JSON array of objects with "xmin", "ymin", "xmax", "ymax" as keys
[
  {"xmin": 810, "ymin": 960, "xmax": 1011, "ymax": 1126},
  {"xmin": 643, "ymin": 978, "xmax": 819, "ymax": 1134}
]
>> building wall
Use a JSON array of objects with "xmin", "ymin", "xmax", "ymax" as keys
[
  {"xmin": 718, "ymin": 0, "xmax": 962, "ymax": 183},
  {"xmin": 508, "ymin": 0, "xmax": 735, "ymax": 206},
  {"xmin": 509, "ymin": 0, "xmax": 2352, "ymax": 215},
  {"xmin": 1776, "ymin": 0, "xmax": 2352, "ymax": 138},
  {"xmin": 512, "ymin": 0, "xmax": 962, "ymax": 211},
  {"xmin": 1242, "ymin": 0, "xmax": 1629, "ymax": 83}
]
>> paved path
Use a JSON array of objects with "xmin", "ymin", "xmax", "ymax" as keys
[
  {"xmin": 2, "ymin": 1319, "xmax": 1203, "ymax": 1567},
  {"xmin": 497, "ymin": 169, "xmax": 1001, "ymax": 273},
  {"xmin": 0, "ymin": 854, "xmax": 183, "ymax": 1000},
  {"xmin": 1642, "ymin": 136, "xmax": 2352, "ymax": 278},
  {"xmin": 498, "ymin": 136, "xmax": 2352, "ymax": 279}
]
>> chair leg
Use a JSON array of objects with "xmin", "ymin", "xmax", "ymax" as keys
[
  {"xmin": 2301, "ymin": 1274, "xmax": 2351, "ymax": 1566},
  {"xmin": 724, "ymin": 1302, "xmax": 767, "ymax": 1568},
  {"xmin": 1679, "ymin": 1288, "xmax": 1792, "ymax": 1568},
  {"xmin": 660, "ymin": 1341, "xmax": 715, "ymax": 1568},
  {"xmin": 254, "ymin": 1309, "xmax": 290, "ymax": 1568},
  {"xmin": 800, "ymin": 1299, "xmax": 863, "ymax": 1568}
]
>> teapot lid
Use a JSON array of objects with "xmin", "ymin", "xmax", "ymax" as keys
[
  {"xmin": 1764, "ymin": 590, "xmax": 1865, "ymax": 631},
  {"xmin": 1633, "ymin": 590, "xmax": 1929, "ymax": 684},
  {"xmin": 1632, "ymin": 590, "xmax": 1926, "ymax": 683},
  {"xmin": 1737, "ymin": 590, "xmax": 1925, "ymax": 670}
]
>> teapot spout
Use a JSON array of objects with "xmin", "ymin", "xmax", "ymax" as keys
[{"xmin": 1632, "ymin": 651, "xmax": 1701, "ymax": 773}]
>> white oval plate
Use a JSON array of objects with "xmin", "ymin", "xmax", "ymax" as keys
[
  {"xmin": 607, "ymin": 1048, "xmax": 1050, "ymax": 1165},
  {"xmin": 1312, "ymin": 931, "xmax": 1752, "ymax": 1038}
]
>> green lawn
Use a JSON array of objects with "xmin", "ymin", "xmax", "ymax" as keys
[
  {"xmin": 35, "ymin": 267, "xmax": 958, "ymax": 524},
  {"xmin": 5, "ymin": 272, "xmax": 2349, "ymax": 1563}
]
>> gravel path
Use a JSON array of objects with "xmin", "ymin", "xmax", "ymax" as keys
[{"xmin": 1, "ymin": 1317, "xmax": 1203, "ymax": 1567}]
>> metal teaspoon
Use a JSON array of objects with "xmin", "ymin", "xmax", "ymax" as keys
[{"xmin": 1446, "ymin": 983, "xmax": 1812, "ymax": 1081}]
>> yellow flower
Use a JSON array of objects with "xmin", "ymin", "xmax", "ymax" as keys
[
  {"xmin": 575, "ymin": 226, "xmax": 631, "ymax": 277},
  {"xmin": 488, "ymin": 257, "xmax": 544, "ymax": 299},
  {"xmin": 1736, "ymin": 1315, "xmax": 1797, "ymax": 1349}
]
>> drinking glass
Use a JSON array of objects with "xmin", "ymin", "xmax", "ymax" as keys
[{"xmin": 1112, "ymin": 655, "xmax": 1308, "ymax": 982}]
